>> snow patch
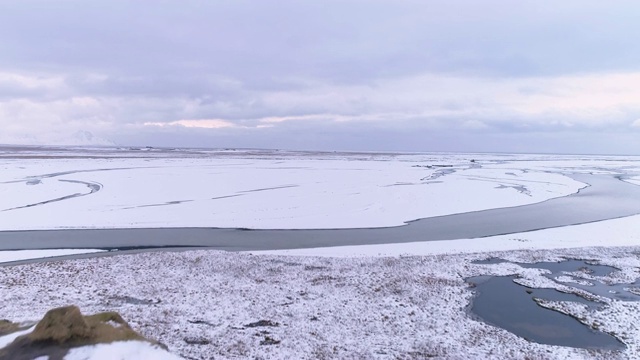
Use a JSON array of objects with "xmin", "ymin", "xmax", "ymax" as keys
[
  {"xmin": 0, "ymin": 326, "xmax": 33, "ymax": 349},
  {"xmin": 64, "ymin": 341, "xmax": 182, "ymax": 360},
  {"xmin": 0, "ymin": 249, "xmax": 105, "ymax": 264}
]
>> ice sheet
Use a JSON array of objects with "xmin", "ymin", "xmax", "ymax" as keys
[{"xmin": 0, "ymin": 149, "xmax": 602, "ymax": 230}]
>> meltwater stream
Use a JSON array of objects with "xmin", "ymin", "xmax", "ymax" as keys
[
  {"xmin": 468, "ymin": 259, "xmax": 640, "ymax": 349},
  {"xmin": 468, "ymin": 275, "xmax": 624, "ymax": 349}
]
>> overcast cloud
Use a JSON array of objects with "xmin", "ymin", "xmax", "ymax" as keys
[{"xmin": 1, "ymin": 0, "xmax": 639, "ymax": 154}]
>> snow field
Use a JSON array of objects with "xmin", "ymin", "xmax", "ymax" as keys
[{"xmin": 0, "ymin": 153, "xmax": 587, "ymax": 230}]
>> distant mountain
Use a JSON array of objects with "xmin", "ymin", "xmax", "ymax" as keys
[
  {"xmin": 66, "ymin": 130, "xmax": 116, "ymax": 146},
  {"xmin": 0, "ymin": 130, "xmax": 116, "ymax": 147}
]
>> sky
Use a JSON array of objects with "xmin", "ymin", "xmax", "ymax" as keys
[{"xmin": 1, "ymin": 1, "xmax": 639, "ymax": 154}]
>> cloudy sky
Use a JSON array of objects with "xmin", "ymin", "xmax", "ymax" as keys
[{"xmin": 1, "ymin": 1, "xmax": 639, "ymax": 154}]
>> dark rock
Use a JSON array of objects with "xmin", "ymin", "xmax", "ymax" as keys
[
  {"xmin": 184, "ymin": 336, "xmax": 210, "ymax": 345},
  {"xmin": 260, "ymin": 336, "xmax": 281, "ymax": 345},
  {"xmin": 244, "ymin": 320, "xmax": 279, "ymax": 328}
]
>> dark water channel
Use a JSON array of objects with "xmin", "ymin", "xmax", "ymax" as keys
[{"xmin": 468, "ymin": 259, "xmax": 640, "ymax": 349}]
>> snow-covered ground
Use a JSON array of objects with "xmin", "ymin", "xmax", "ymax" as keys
[
  {"xmin": 2, "ymin": 147, "xmax": 620, "ymax": 231},
  {"xmin": 1, "ymin": 247, "xmax": 639, "ymax": 359}
]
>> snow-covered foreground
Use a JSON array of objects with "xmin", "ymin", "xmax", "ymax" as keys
[
  {"xmin": 1, "ymin": 247, "xmax": 639, "ymax": 359},
  {"xmin": 4, "ymin": 147, "xmax": 630, "ymax": 231}
]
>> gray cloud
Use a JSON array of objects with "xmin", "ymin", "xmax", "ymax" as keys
[
  {"xmin": 0, "ymin": 0, "xmax": 639, "ymax": 153},
  {"xmin": 3, "ymin": 1, "xmax": 639, "ymax": 81}
]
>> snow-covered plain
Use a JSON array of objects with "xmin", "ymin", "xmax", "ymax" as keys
[{"xmin": 0, "ymin": 147, "xmax": 608, "ymax": 230}]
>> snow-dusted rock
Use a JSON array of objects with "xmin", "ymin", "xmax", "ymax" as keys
[{"xmin": 0, "ymin": 306, "xmax": 180, "ymax": 359}]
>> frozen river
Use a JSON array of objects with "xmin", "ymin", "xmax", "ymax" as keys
[{"xmin": 1, "ymin": 173, "xmax": 639, "ymax": 252}]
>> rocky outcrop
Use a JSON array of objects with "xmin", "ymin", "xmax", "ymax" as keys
[{"xmin": 0, "ymin": 305, "xmax": 167, "ymax": 360}]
